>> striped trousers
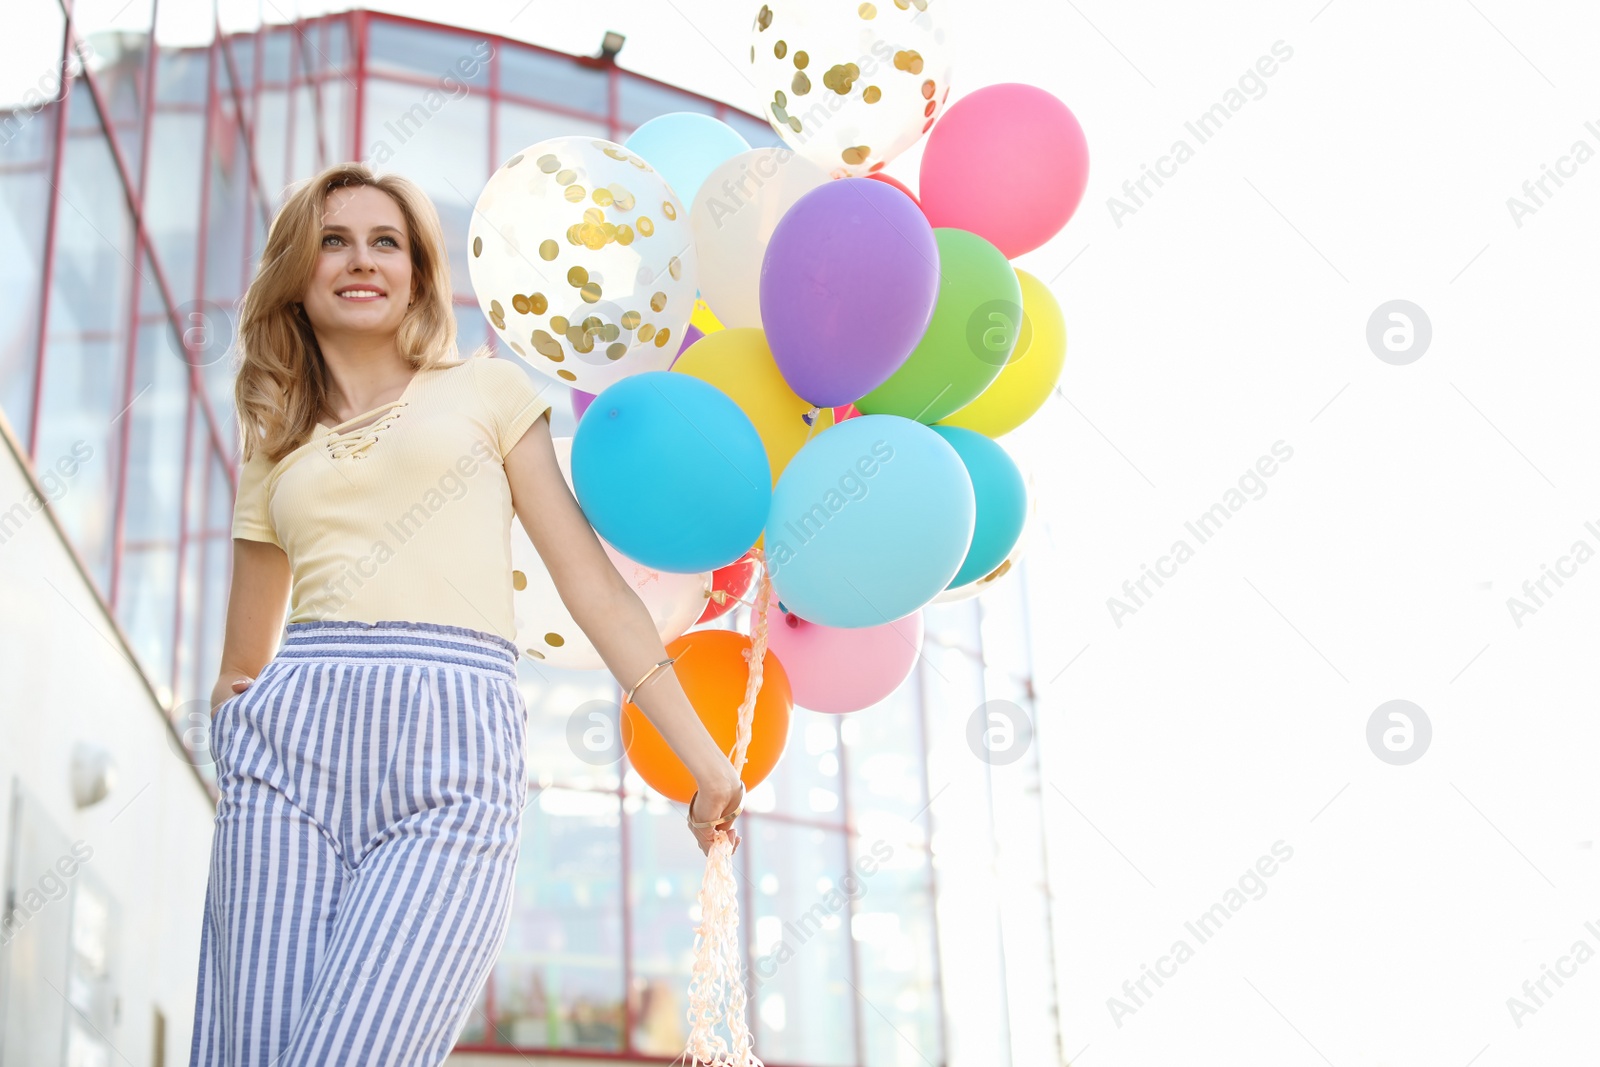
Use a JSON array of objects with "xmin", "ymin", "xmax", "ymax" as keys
[{"xmin": 189, "ymin": 620, "xmax": 528, "ymax": 1066}]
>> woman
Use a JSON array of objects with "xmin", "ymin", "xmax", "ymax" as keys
[{"xmin": 191, "ymin": 162, "xmax": 746, "ymax": 1065}]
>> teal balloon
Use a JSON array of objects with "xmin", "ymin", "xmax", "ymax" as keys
[
  {"xmin": 572, "ymin": 372, "xmax": 770, "ymax": 572},
  {"xmin": 928, "ymin": 426, "xmax": 1027, "ymax": 589},
  {"xmin": 767, "ymin": 415, "xmax": 975, "ymax": 628},
  {"xmin": 624, "ymin": 113, "xmax": 751, "ymax": 204}
]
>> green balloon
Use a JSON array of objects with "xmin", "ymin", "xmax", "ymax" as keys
[{"xmin": 855, "ymin": 228, "xmax": 1022, "ymax": 423}]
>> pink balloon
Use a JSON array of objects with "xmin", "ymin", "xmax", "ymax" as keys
[
  {"xmin": 762, "ymin": 600, "xmax": 923, "ymax": 714},
  {"xmin": 572, "ymin": 388, "xmax": 596, "ymax": 421},
  {"xmin": 919, "ymin": 84, "xmax": 1089, "ymax": 259}
]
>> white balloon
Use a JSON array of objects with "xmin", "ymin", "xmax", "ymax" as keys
[
  {"xmin": 468, "ymin": 136, "xmax": 698, "ymax": 394},
  {"xmin": 510, "ymin": 437, "xmax": 712, "ymax": 669},
  {"xmin": 749, "ymin": 0, "xmax": 955, "ymax": 178},
  {"xmin": 690, "ymin": 147, "xmax": 831, "ymax": 329}
]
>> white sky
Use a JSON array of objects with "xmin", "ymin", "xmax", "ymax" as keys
[{"xmin": 9, "ymin": 2, "xmax": 1600, "ymax": 1065}]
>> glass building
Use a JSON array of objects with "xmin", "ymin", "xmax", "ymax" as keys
[{"xmin": 1, "ymin": 6, "xmax": 1060, "ymax": 1064}]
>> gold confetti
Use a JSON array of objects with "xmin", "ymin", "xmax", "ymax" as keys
[
  {"xmin": 538, "ymin": 154, "xmax": 560, "ymax": 172},
  {"xmin": 650, "ymin": 291, "xmax": 667, "ymax": 312},
  {"xmin": 638, "ymin": 216, "xmax": 654, "ymax": 236},
  {"xmin": 564, "ymin": 185, "xmax": 586, "ymax": 203},
  {"xmin": 539, "ymin": 240, "xmax": 558, "ymax": 261},
  {"xmin": 581, "ymin": 283, "xmax": 602, "ymax": 303},
  {"xmin": 567, "ymin": 266, "xmax": 589, "ymax": 287},
  {"xmin": 472, "ymin": 236, "xmax": 482, "ymax": 256}
]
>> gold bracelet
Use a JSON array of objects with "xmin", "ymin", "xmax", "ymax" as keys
[{"xmin": 624, "ymin": 656, "xmax": 677, "ymax": 705}]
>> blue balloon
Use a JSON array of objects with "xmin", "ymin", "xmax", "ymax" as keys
[
  {"xmin": 572, "ymin": 372, "xmax": 770, "ymax": 572},
  {"xmin": 928, "ymin": 426, "xmax": 1027, "ymax": 589},
  {"xmin": 624, "ymin": 113, "xmax": 751, "ymax": 204},
  {"xmin": 767, "ymin": 415, "xmax": 975, "ymax": 628}
]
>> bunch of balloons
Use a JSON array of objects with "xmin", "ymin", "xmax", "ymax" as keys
[{"xmin": 467, "ymin": 0, "xmax": 1086, "ymax": 784}]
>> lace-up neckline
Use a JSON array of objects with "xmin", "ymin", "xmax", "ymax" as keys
[{"xmin": 317, "ymin": 371, "xmax": 422, "ymax": 460}]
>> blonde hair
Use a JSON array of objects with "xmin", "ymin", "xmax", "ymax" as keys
[{"xmin": 234, "ymin": 162, "xmax": 490, "ymax": 464}]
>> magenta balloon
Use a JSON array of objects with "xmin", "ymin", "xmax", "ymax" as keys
[
  {"xmin": 759, "ymin": 178, "xmax": 939, "ymax": 407},
  {"xmin": 920, "ymin": 84, "xmax": 1089, "ymax": 259},
  {"xmin": 572, "ymin": 388, "xmax": 595, "ymax": 421}
]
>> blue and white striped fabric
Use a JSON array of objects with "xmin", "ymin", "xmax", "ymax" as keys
[{"xmin": 189, "ymin": 619, "xmax": 528, "ymax": 1066}]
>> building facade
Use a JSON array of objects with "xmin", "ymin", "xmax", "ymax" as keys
[{"xmin": 0, "ymin": 5, "xmax": 1059, "ymax": 1064}]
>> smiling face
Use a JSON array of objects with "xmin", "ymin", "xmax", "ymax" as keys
[{"xmin": 301, "ymin": 183, "xmax": 417, "ymax": 340}]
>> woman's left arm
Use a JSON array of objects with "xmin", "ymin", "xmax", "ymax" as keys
[{"xmin": 503, "ymin": 413, "xmax": 745, "ymax": 854}]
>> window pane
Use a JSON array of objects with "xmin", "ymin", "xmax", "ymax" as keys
[
  {"xmin": 363, "ymin": 78, "xmax": 487, "ymax": 299},
  {"xmin": 499, "ymin": 46, "xmax": 607, "ymax": 117},
  {"xmin": 290, "ymin": 81, "xmax": 319, "ymax": 181},
  {"xmin": 626, "ymin": 798, "xmax": 723, "ymax": 1055},
  {"xmin": 748, "ymin": 821, "xmax": 856, "ymax": 1065},
  {"xmin": 36, "ymin": 82, "xmax": 138, "ymax": 593},
  {"xmin": 488, "ymin": 787, "xmax": 624, "ymax": 1050},
  {"xmin": 367, "ymin": 20, "xmax": 489, "ymax": 89},
  {"xmin": 261, "ymin": 27, "xmax": 292, "ymax": 85},
  {"xmin": 616, "ymin": 75, "xmax": 718, "ymax": 133},
  {"xmin": 852, "ymin": 846, "xmax": 943, "ymax": 1067},
  {"xmin": 520, "ymin": 659, "xmax": 624, "ymax": 792},
  {"xmin": 749, "ymin": 706, "xmax": 843, "ymax": 822},
  {"xmin": 202, "ymin": 62, "xmax": 250, "ymax": 304},
  {"xmin": 0, "ymin": 2, "xmax": 62, "ymax": 448},
  {"xmin": 75, "ymin": 0, "xmax": 156, "ymax": 177},
  {"xmin": 496, "ymin": 100, "xmax": 607, "ymax": 163},
  {"xmin": 223, "ymin": 32, "xmax": 255, "ymax": 93},
  {"xmin": 256, "ymin": 86, "xmax": 290, "ymax": 189},
  {"xmin": 841, "ymin": 673, "xmax": 930, "ymax": 850},
  {"xmin": 144, "ymin": 104, "xmax": 205, "ymax": 298}
]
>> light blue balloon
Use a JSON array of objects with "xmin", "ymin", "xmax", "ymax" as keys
[
  {"xmin": 928, "ymin": 426, "xmax": 1027, "ymax": 589},
  {"xmin": 767, "ymin": 415, "xmax": 975, "ymax": 628},
  {"xmin": 572, "ymin": 372, "xmax": 770, "ymax": 572},
  {"xmin": 624, "ymin": 113, "xmax": 751, "ymax": 205}
]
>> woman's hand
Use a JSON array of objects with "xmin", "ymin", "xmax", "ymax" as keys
[
  {"xmin": 210, "ymin": 675, "xmax": 254, "ymax": 719},
  {"xmin": 687, "ymin": 774, "xmax": 745, "ymax": 857}
]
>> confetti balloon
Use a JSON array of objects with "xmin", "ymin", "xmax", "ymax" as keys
[
  {"xmin": 750, "ymin": 0, "xmax": 954, "ymax": 178},
  {"xmin": 468, "ymin": 137, "xmax": 698, "ymax": 393},
  {"xmin": 511, "ymin": 437, "xmax": 712, "ymax": 668}
]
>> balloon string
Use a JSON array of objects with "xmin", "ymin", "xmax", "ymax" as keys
[{"xmin": 681, "ymin": 551, "xmax": 770, "ymax": 1067}]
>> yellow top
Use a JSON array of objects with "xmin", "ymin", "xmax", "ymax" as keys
[{"xmin": 231, "ymin": 355, "xmax": 554, "ymax": 638}]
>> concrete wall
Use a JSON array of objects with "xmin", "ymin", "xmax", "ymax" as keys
[{"xmin": 0, "ymin": 412, "xmax": 217, "ymax": 1066}]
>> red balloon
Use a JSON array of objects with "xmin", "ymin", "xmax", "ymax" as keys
[
  {"xmin": 920, "ymin": 84, "xmax": 1089, "ymax": 258},
  {"xmin": 696, "ymin": 549, "xmax": 760, "ymax": 624},
  {"xmin": 833, "ymin": 402, "xmax": 862, "ymax": 422},
  {"xmin": 866, "ymin": 172, "xmax": 923, "ymax": 213}
]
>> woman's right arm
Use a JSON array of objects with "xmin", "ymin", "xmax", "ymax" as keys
[{"xmin": 211, "ymin": 539, "xmax": 291, "ymax": 716}]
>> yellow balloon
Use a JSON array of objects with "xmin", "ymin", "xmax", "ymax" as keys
[
  {"xmin": 690, "ymin": 297, "xmax": 725, "ymax": 335},
  {"xmin": 673, "ymin": 328, "xmax": 834, "ymax": 491},
  {"xmin": 936, "ymin": 268, "xmax": 1066, "ymax": 438}
]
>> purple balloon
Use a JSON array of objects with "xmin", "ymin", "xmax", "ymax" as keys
[
  {"xmin": 759, "ymin": 178, "xmax": 939, "ymax": 407},
  {"xmin": 670, "ymin": 323, "xmax": 704, "ymax": 369},
  {"xmin": 572, "ymin": 388, "xmax": 596, "ymax": 422}
]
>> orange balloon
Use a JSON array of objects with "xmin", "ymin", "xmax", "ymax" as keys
[{"xmin": 622, "ymin": 629, "xmax": 791, "ymax": 803}]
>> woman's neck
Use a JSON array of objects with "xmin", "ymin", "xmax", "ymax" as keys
[{"xmin": 315, "ymin": 334, "xmax": 416, "ymax": 422}]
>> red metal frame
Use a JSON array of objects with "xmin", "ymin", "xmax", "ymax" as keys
[{"xmin": 11, "ymin": 7, "xmax": 969, "ymax": 1064}]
